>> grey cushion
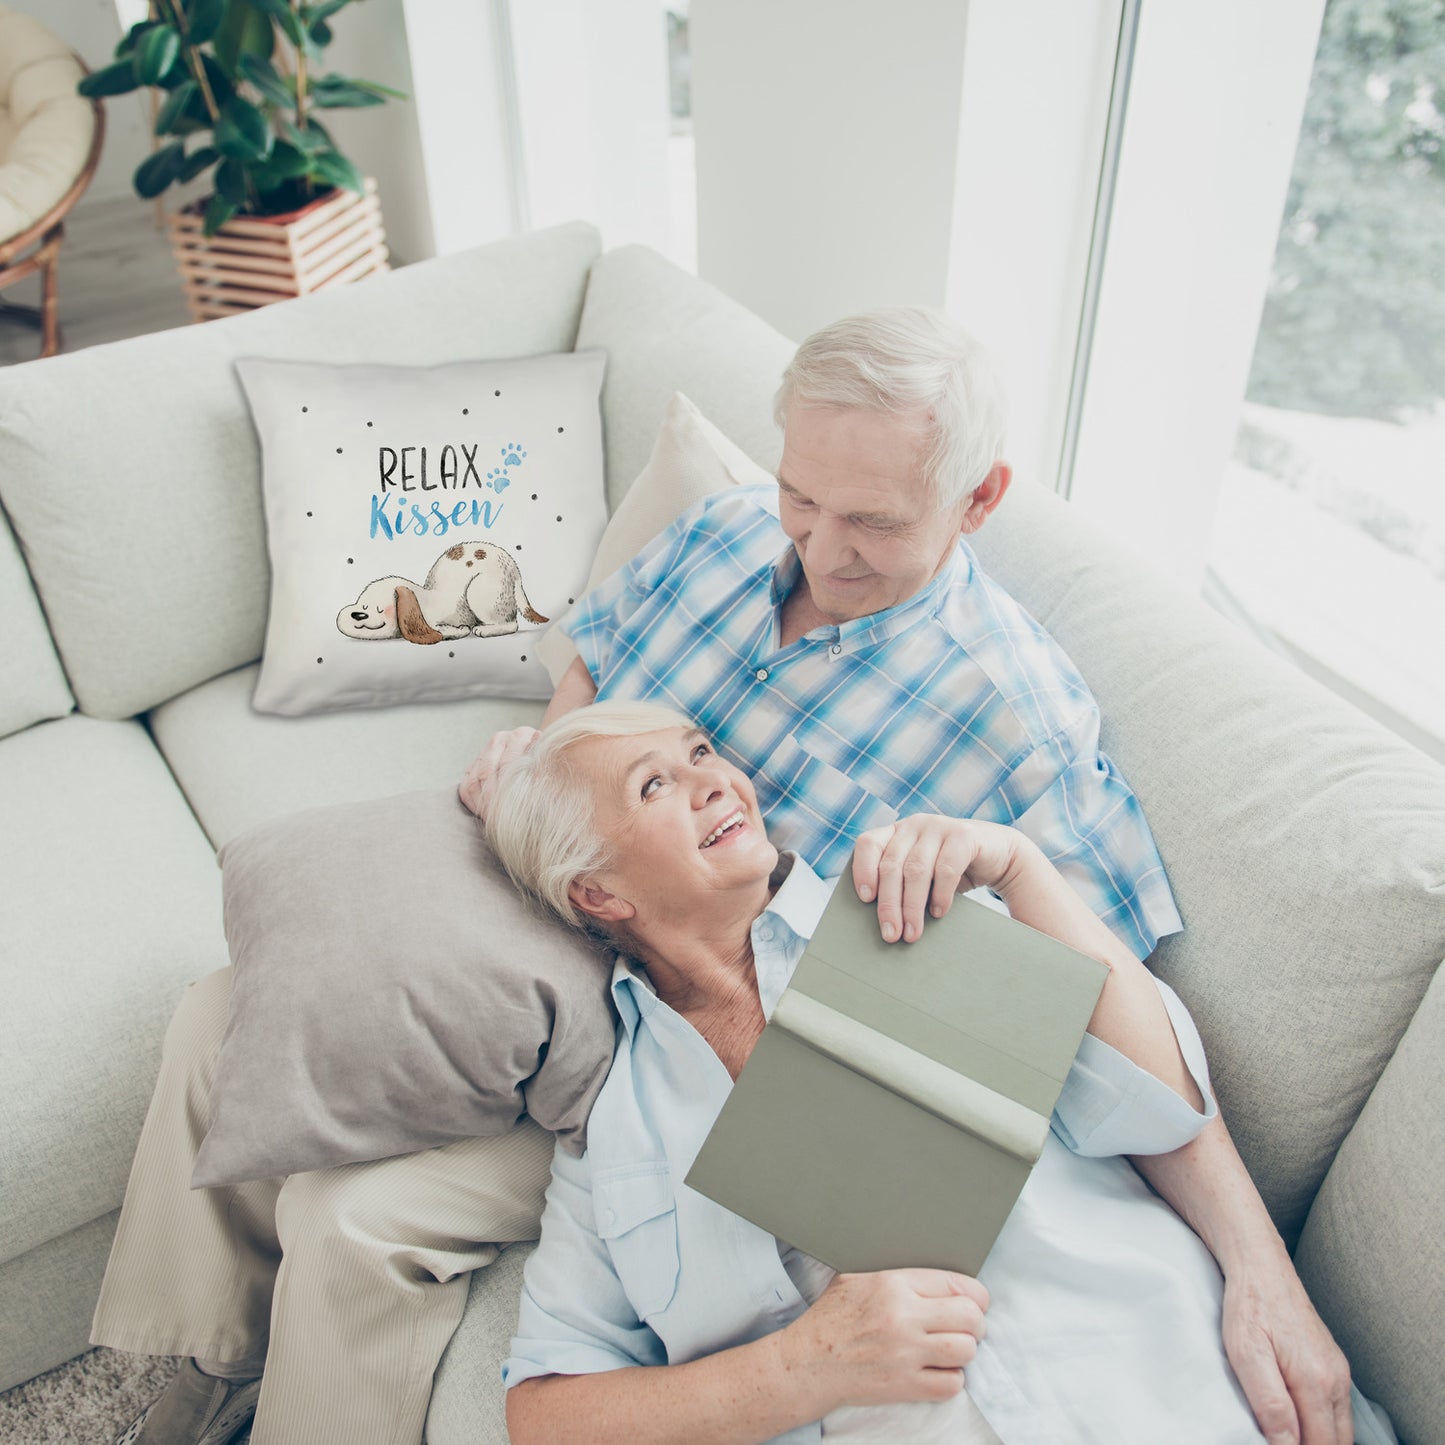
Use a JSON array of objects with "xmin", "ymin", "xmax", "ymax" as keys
[
  {"xmin": 0, "ymin": 501, "xmax": 71, "ymax": 739},
  {"xmin": 0, "ymin": 222, "xmax": 602, "ymax": 721},
  {"xmin": 969, "ymin": 478, "xmax": 1445, "ymax": 1244},
  {"xmin": 576, "ymin": 244, "xmax": 795, "ymax": 511},
  {"xmin": 0, "ymin": 715, "xmax": 226, "ymax": 1266},
  {"xmin": 148, "ymin": 662, "xmax": 541, "ymax": 850},
  {"xmin": 194, "ymin": 790, "xmax": 617, "ymax": 1187},
  {"xmin": 1295, "ymin": 959, "xmax": 1445, "ymax": 1445}
]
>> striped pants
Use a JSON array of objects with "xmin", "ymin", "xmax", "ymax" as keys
[{"xmin": 91, "ymin": 968, "xmax": 554, "ymax": 1445}]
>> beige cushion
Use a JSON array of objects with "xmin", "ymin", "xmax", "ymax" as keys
[
  {"xmin": 1294, "ymin": 960, "xmax": 1445, "ymax": 1445},
  {"xmin": 537, "ymin": 392, "xmax": 770, "ymax": 684},
  {"xmin": 194, "ymin": 790, "xmax": 616, "ymax": 1186},
  {"xmin": 968, "ymin": 478, "xmax": 1445, "ymax": 1246},
  {"xmin": 0, "ymin": 10, "xmax": 91, "ymax": 240},
  {"xmin": 0, "ymin": 221, "xmax": 602, "ymax": 720},
  {"xmin": 0, "ymin": 715, "xmax": 226, "ymax": 1267}
]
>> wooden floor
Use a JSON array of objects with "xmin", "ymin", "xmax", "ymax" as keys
[{"xmin": 0, "ymin": 194, "xmax": 193, "ymax": 366}]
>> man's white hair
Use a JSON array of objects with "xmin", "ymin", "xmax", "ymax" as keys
[
  {"xmin": 774, "ymin": 307, "xmax": 1008, "ymax": 510},
  {"xmin": 487, "ymin": 699, "xmax": 696, "ymax": 932}
]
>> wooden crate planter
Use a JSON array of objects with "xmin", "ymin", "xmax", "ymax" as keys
[{"xmin": 166, "ymin": 179, "xmax": 389, "ymax": 322}]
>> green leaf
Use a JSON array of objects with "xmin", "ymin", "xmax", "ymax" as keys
[
  {"xmin": 308, "ymin": 18, "xmax": 332, "ymax": 47},
  {"xmin": 203, "ymin": 193, "xmax": 239, "ymax": 236},
  {"xmin": 213, "ymin": 0, "xmax": 275, "ymax": 76},
  {"xmin": 134, "ymin": 25, "xmax": 181, "ymax": 86},
  {"xmin": 239, "ymin": 53, "xmax": 295, "ymax": 107},
  {"xmin": 309, "ymin": 75, "xmax": 384, "ymax": 108},
  {"xmin": 247, "ymin": 0, "xmax": 306, "ymax": 45},
  {"xmin": 178, "ymin": 145, "xmax": 220, "ymax": 182},
  {"xmin": 309, "ymin": 148, "xmax": 363, "ymax": 194},
  {"xmin": 80, "ymin": 59, "xmax": 143, "ymax": 98},
  {"xmin": 215, "ymin": 95, "xmax": 274, "ymax": 160},
  {"xmin": 349, "ymin": 78, "xmax": 408, "ymax": 101},
  {"xmin": 186, "ymin": 0, "xmax": 227, "ymax": 47},
  {"xmin": 154, "ymin": 79, "xmax": 198, "ymax": 135},
  {"xmin": 281, "ymin": 115, "xmax": 332, "ymax": 153},
  {"xmin": 115, "ymin": 20, "xmax": 156, "ymax": 59},
  {"xmin": 133, "ymin": 141, "xmax": 186, "ymax": 199},
  {"xmin": 215, "ymin": 156, "xmax": 250, "ymax": 205},
  {"xmin": 263, "ymin": 139, "xmax": 311, "ymax": 178},
  {"xmin": 199, "ymin": 53, "xmax": 236, "ymax": 107}
]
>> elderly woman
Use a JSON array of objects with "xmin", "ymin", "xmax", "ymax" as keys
[{"xmin": 485, "ymin": 700, "xmax": 1318, "ymax": 1445}]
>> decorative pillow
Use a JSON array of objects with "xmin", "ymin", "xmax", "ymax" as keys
[
  {"xmin": 192, "ymin": 788, "xmax": 618, "ymax": 1188},
  {"xmin": 236, "ymin": 351, "xmax": 608, "ymax": 716},
  {"xmin": 537, "ymin": 391, "xmax": 774, "ymax": 685}
]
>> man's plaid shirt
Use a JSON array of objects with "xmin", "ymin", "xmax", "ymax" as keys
[{"xmin": 563, "ymin": 485, "xmax": 1181, "ymax": 960}]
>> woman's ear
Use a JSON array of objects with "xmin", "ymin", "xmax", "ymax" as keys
[{"xmin": 567, "ymin": 879, "xmax": 636, "ymax": 924}]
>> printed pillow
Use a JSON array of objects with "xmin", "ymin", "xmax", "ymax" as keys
[
  {"xmin": 193, "ymin": 787, "xmax": 618, "ymax": 1188},
  {"xmin": 236, "ymin": 351, "xmax": 608, "ymax": 716},
  {"xmin": 537, "ymin": 391, "xmax": 775, "ymax": 685}
]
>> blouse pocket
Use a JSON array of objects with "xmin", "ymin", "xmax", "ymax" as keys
[{"xmin": 593, "ymin": 1162, "xmax": 681, "ymax": 1321}]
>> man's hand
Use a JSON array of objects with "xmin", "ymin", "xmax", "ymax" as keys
[
  {"xmin": 458, "ymin": 726, "xmax": 540, "ymax": 821},
  {"xmin": 1221, "ymin": 1262, "xmax": 1353, "ymax": 1445}
]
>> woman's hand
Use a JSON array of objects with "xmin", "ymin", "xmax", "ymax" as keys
[
  {"xmin": 458, "ymin": 726, "xmax": 540, "ymax": 820},
  {"xmin": 778, "ymin": 1269, "xmax": 989, "ymax": 1411},
  {"xmin": 852, "ymin": 815, "xmax": 1029, "ymax": 943}
]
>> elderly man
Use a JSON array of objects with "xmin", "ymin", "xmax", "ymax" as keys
[{"xmin": 95, "ymin": 311, "xmax": 1350, "ymax": 1445}]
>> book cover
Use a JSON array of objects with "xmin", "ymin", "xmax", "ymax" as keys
[{"xmin": 684, "ymin": 885, "xmax": 1109, "ymax": 1275}]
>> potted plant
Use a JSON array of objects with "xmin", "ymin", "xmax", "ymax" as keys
[{"xmin": 79, "ymin": 0, "xmax": 404, "ymax": 319}]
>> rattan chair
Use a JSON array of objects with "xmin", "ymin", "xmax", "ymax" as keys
[{"xmin": 0, "ymin": 7, "xmax": 104, "ymax": 359}]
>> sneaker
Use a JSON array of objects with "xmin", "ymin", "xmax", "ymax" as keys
[{"xmin": 112, "ymin": 1359, "xmax": 262, "ymax": 1445}]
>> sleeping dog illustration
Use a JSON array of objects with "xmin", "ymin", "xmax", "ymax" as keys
[{"xmin": 336, "ymin": 541, "xmax": 548, "ymax": 644}]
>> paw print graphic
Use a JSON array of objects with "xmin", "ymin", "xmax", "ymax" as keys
[
  {"xmin": 500, "ymin": 442, "xmax": 527, "ymax": 469},
  {"xmin": 486, "ymin": 467, "xmax": 511, "ymax": 493}
]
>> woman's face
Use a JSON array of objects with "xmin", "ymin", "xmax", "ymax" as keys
[{"xmin": 566, "ymin": 726, "xmax": 778, "ymax": 926}]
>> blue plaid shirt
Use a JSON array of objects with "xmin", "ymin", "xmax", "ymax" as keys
[{"xmin": 563, "ymin": 485, "xmax": 1180, "ymax": 959}]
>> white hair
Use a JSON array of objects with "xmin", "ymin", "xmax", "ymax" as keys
[
  {"xmin": 774, "ymin": 308, "xmax": 1008, "ymax": 510},
  {"xmin": 486, "ymin": 700, "xmax": 696, "ymax": 932}
]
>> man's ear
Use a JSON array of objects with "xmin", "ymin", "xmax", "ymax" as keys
[
  {"xmin": 567, "ymin": 879, "xmax": 635, "ymax": 924},
  {"xmin": 958, "ymin": 462, "xmax": 1012, "ymax": 536}
]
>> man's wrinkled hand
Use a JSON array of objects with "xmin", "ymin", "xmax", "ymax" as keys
[
  {"xmin": 458, "ymin": 726, "xmax": 540, "ymax": 821},
  {"xmin": 1222, "ymin": 1265, "xmax": 1352, "ymax": 1445}
]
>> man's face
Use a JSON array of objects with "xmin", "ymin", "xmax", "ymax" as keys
[{"xmin": 776, "ymin": 405, "xmax": 975, "ymax": 623}]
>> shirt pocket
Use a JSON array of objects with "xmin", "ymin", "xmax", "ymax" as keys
[
  {"xmin": 758, "ymin": 731, "xmax": 898, "ymax": 865},
  {"xmin": 593, "ymin": 1163, "xmax": 681, "ymax": 1321}
]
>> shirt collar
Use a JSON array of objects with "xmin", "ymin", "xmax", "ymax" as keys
[{"xmin": 767, "ymin": 542, "xmax": 973, "ymax": 651}]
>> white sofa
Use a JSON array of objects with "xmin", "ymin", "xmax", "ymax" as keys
[{"xmin": 0, "ymin": 222, "xmax": 1441, "ymax": 1444}]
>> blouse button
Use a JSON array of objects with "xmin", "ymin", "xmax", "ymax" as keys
[
  {"xmin": 755, "ymin": 668, "xmax": 769, "ymax": 682},
  {"xmin": 830, "ymin": 644, "xmax": 842, "ymax": 655}
]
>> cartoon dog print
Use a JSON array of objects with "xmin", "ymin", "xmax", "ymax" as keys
[{"xmin": 336, "ymin": 541, "xmax": 548, "ymax": 644}]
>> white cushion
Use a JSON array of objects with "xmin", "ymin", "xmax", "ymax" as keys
[
  {"xmin": 236, "ymin": 351, "xmax": 607, "ymax": 715},
  {"xmin": 0, "ymin": 715, "xmax": 227, "ymax": 1266},
  {"xmin": 0, "ymin": 503, "xmax": 71, "ymax": 739},
  {"xmin": 0, "ymin": 221, "xmax": 602, "ymax": 720}
]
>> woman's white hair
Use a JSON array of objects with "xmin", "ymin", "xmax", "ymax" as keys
[
  {"xmin": 486, "ymin": 699, "xmax": 696, "ymax": 932},
  {"xmin": 774, "ymin": 307, "xmax": 1007, "ymax": 510}
]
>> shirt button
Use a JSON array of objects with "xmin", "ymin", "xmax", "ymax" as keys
[
  {"xmin": 756, "ymin": 924, "xmax": 773, "ymax": 943},
  {"xmin": 755, "ymin": 668, "xmax": 769, "ymax": 681},
  {"xmin": 830, "ymin": 644, "xmax": 842, "ymax": 655}
]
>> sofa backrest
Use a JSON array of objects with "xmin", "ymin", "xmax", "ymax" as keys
[
  {"xmin": 970, "ymin": 478, "xmax": 1445, "ymax": 1245},
  {"xmin": 0, "ymin": 221, "xmax": 602, "ymax": 721},
  {"xmin": 0, "ymin": 499, "xmax": 71, "ymax": 738}
]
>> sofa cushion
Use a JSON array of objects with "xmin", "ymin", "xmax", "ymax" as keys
[
  {"xmin": 967, "ymin": 479, "xmax": 1445, "ymax": 1244},
  {"xmin": 575, "ymin": 245, "xmax": 794, "ymax": 511},
  {"xmin": 0, "ymin": 221, "xmax": 602, "ymax": 721},
  {"xmin": 148, "ymin": 663, "xmax": 540, "ymax": 849},
  {"xmin": 235, "ymin": 350, "xmax": 607, "ymax": 716},
  {"xmin": 195, "ymin": 791, "xmax": 615, "ymax": 1186},
  {"xmin": 0, "ymin": 715, "xmax": 227, "ymax": 1267},
  {"xmin": 1295, "ymin": 959, "xmax": 1445, "ymax": 1445},
  {"xmin": 0, "ymin": 501, "xmax": 71, "ymax": 738}
]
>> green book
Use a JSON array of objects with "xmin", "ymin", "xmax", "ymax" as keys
[{"xmin": 684, "ymin": 886, "xmax": 1110, "ymax": 1276}]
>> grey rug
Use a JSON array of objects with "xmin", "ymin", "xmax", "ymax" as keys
[{"xmin": 0, "ymin": 1350, "xmax": 235, "ymax": 1445}]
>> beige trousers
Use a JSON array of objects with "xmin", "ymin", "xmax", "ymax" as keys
[{"xmin": 91, "ymin": 968, "xmax": 555, "ymax": 1445}]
